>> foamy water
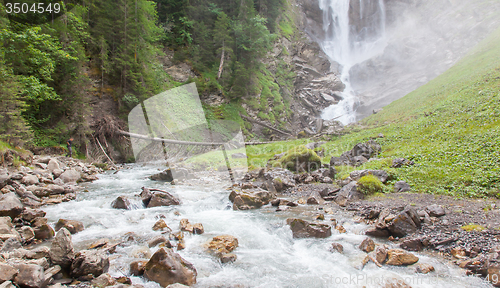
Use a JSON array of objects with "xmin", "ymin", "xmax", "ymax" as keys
[{"xmin": 42, "ymin": 165, "xmax": 492, "ymax": 287}]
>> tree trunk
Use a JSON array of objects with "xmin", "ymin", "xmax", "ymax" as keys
[{"xmin": 217, "ymin": 41, "xmax": 225, "ymax": 79}]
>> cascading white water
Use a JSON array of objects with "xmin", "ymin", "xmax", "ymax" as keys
[
  {"xmin": 42, "ymin": 166, "xmax": 490, "ymax": 287},
  {"xmin": 319, "ymin": 0, "xmax": 388, "ymax": 124}
]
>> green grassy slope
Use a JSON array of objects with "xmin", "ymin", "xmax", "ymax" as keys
[{"xmin": 248, "ymin": 26, "xmax": 500, "ymax": 198}]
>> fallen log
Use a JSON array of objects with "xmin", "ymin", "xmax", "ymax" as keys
[
  {"xmin": 239, "ymin": 114, "xmax": 294, "ymax": 137},
  {"xmin": 117, "ymin": 130, "xmax": 278, "ymax": 146}
]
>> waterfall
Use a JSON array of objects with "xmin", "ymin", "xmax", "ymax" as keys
[{"xmin": 319, "ymin": 0, "xmax": 387, "ymax": 124}]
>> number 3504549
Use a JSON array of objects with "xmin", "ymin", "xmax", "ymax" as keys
[{"xmin": 5, "ymin": 2, "xmax": 61, "ymax": 14}]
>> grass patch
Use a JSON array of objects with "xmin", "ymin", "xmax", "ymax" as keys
[
  {"xmin": 246, "ymin": 138, "xmax": 316, "ymax": 168},
  {"xmin": 183, "ymin": 147, "xmax": 248, "ymax": 171},
  {"xmin": 0, "ymin": 141, "xmax": 12, "ymax": 153},
  {"xmin": 461, "ymin": 224, "xmax": 486, "ymax": 232}
]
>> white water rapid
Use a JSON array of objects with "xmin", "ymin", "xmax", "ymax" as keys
[
  {"xmin": 319, "ymin": 0, "xmax": 388, "ymax": 124},
  {"xmin": 41, "ymin": 166, "xmax": 491, "ymax": 287}
]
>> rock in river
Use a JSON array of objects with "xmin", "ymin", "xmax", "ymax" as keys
[
  {"xmin": 207, "ymin": 235, "xmax": 238, "ymax": 253},
  {"xmin": 111, "ymin": 196, "xmax": 132, "ymax": 210},
  {"xmin": 229, "ymin": 188, "xmax": 273, "ymax": 210},
  {"xmin": 59, "ymin": 169, "xmax": 81, "ymax": 183},
  {"xmin": 287, "ymin": 218, "xmax": 331, "ymax": 238},
  {"xmin": 387, "ymin": 206, "xmax": 421, "ymax": 238},
  {"xmin": 54, "ymin": 219, "xmax": 84, "ymax": 234},
  {"xmin": 141, "ymin": 187, "xmax": 180, "ymax": 208},
  {"xmin": 359, "ymin": 237, "xmax": 375, "ymax": 253},
  {"xmin": 70, "ymin": 250, "xmax": 109, "ymax": 278},
  {"xmin": 144, "ymin": 248, "xmax": 197, "ymax": 287},
  {"xmin": 385, "ymin": 249, "xmax": 419, "ymax": 266},
  {"xmin": 32, "ymin": 217, "xmax": 54, "ymax": 240},
  {"xmin": 50, "ymin": 228, "xmax": 74, "ymax": 268},
  {"xmin": 149, "ymin": 169, "xmax": 173, "ymax": 182}
]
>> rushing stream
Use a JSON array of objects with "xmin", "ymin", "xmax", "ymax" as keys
[{"xmin": 42, "ymin": 165, "xmax": 491, "ymax": 287}]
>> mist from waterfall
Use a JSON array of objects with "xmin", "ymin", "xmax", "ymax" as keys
[{"xmin": 318, "ymin": 0, "xmax": 387, "ymax": 124}]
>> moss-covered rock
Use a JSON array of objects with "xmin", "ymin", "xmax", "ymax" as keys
[
  {"xmin": 357, "ymin": 174, "xmax": 384, "ymax": 195},
  {"xmin": 275, "ymin": 145, "xmax": 321, "ymax": 172}
]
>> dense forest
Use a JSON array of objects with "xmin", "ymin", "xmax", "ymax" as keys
[{"xmin": 0, "ymin": 0, "xmax": 294, "ymax": 155}]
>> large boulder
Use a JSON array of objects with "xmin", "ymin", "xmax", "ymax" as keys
[
  {"xmin": 0, "ymin": 237, "xmax": 22, "ymax": 252},
  {"xmin": 229, "ymin": 189, "xmax": 273, "ymax": 210},
  {"xmin": 141, "ymin": 187, "xmax": 180, "ymax": 208},
  {"xmin": 12, "ymin": 264, "xmax": 44, "ymax": 288},
  {"xmin": 70, "ymin": 250, "xmax": 109, "ymax": 278},
  {"xmin": 32, "ymin": 217, "xmax": 55, "ymax": 240},
  {"xmin": 206, "ymin": 235, "xmax": 239, "ymax": 256},
  {"xmin": 19, "ymin": 208, "xmax": 45, "ymax": 222},
  {"xmin": 387, "ymin": 206, "xmax": 421, "ymax": 238},
  {"xmin": 334, "ymin": 182, "xmax": 364, "ymax": 206},
  {"xmin": 426, "ymin": 204, "xmax": 445, "ymax": 217},
  {"xmin": 49, "ymin": 228, "xmax": 75, "ymax": 268},
  {"xmin": 330, "ymin": 140, "xmax": 381, "ymax": 167},
  {"xmin": 140, "ymin": 187, "xmax": 152, "ymax": 206},
  {"xmin": 54, "ymin": 219, "xmax": 84, "ymax": 234},
  {"xmin": 287, "ymin": 218, "xmax": 332, "ymax": 238},
  {"xmin": 148, "ymin": 235, "xmax": 169, "ymax": 248},
  {"xmin": 394, "ymin": 181, "xmax": 411, "ymax": 192},
  {"xmin": 47, "ymin": 159, "xmax": 60, "ymax": 172},
  {"xmin": 351, "ymin": 141, "xmax": 379, "ymax": 159},
  {"xmin": 21, "ymin": 175, "xmax": 39, "ymax": 186},
  {"xmin": 90, "ymin": 273, "xmax": 116, "ymax": 288},
  {"xmin": 385, "ymin": 249, "xmax": 419, "ymax": 266},
  {"xmin": 111, "ymin": 196, "xmax": 132, "ymax": 210},
  {"xmin": 26, "ymin": 246, "xmax": 50, "ymax": 259},
  {"xmin": 58, "ymin": 169, "xmax": 80, "ymax": 183},
  {"xmin": 261, "ymin": 168, "xmax": 296, "ymax": 193},
  {"xmin": 19, "ymin": 226, "xmax": 35, "ymax": 243},
  {"xmin": 149, "ymin": 169, "xmax": 173, "ymax": 182},
  {"xmin": 0, "ymin": 263, "xmax": 18, "ymax": 283},
  {"xmin": 359, "ymin": 238, "xmax": 375, "ymax": 253},
  {"xmin": 0, "ymin": 193, "xmax": 24, "ymax": 219},
  {"xmin": 0, "ymin": 174, "xmax": 10, "ymax": 189},
  {"xmin": 43, "ymin": 184, "xmax": 66, "ymax": 196},
  {"xmin": 147, "ymin": 192, "xmax": 180, "ymax": 208},
  {"xmin": 144, "ymin": 248, "xmax": 197, "ymax": 287},
  {"xmin": 0, "ymin": 216, "xmax": 20, "ymax": 241},
  {"xmin": 130, "ymin": 260, "xmax": 148, "ymax": 276},
  {"xmin": 392, "ymin": 158, "xmax": 414, "ymax": 168}
]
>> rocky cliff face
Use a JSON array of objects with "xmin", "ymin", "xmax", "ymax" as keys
[
  {"xmin": 251, "ymin": 33, "xmax": 345, "ymax": 137},
  {"xmin": 239, "ymin": 0, "xmax": 349, "ymax": 138}
]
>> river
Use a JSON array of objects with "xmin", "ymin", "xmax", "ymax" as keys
[{"xmin": 42, "ymin": 165, "xmax": 491, "ymax": 287}]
